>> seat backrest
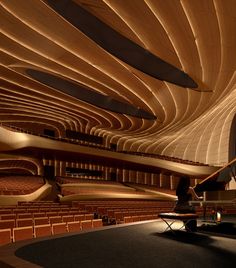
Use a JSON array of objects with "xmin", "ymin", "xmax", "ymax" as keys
[
  {"xmin": 92, "ymin": 219, "xmax": 103, "ymax": 228},
  {"xmin": 0, "ymin": 228, "xmax": 11, "ymax": 246},
  {"xmin": 13, "ymin": 226, "xmax": 33, "ymax": 242},
  {"xmin": 81, "ymin": 220, "xmax": 92, "ymax": 230},
  {"xmin": 51, "ymin": 223, "xmax": 67, "ymax": 235},
  {"xmin": 16, "ymin": 218, "xmax": 33, "ymax": 227},
  {"xmin": 34, "ymin": 217, "xmax": 49, "ymax": 226},
  {"xmin": 49, "ymin": 216, "xmax": 62, "ymax": 224},
  {"xmin": 67, "ymin": 221, "xmax": 81, "ymax": 233},
  {"xmin": 34, "ymin": 224, "xmax": 51, "ymax": 238}
]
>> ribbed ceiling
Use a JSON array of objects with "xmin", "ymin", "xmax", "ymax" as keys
[{"xmin": 0, "ymin": 0, "xmax": 235, "ymax": 166}]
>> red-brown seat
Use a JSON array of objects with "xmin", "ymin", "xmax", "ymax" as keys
[
  {"xmin": 92, "ymin": 219, "xmax": 103, "ymax": 228},
  {"xmin": 16, "ymin": 218, "xmax": 33, "ymax": 227},
  {"xmin": 34, "ymin": 224, "xmax": 51, "ymax": 238},
  {"xmin": 58, "ymin": 211, "xmax": 69, "ymax": 216},
  {"xmin": 33, "ymin": 212, "xmax": 46, "ymax": 218},
  {"xmin": 74, "ymin": 214, "xmax": 85, "ymax": 221},
  {"xmin": 34, "ymin": 217, "xmax": 49, "ymax": 226},
  {"xmin": 49, "ymin": 216, "xmax": 62, "ymax": 224},
  {"xmin": 17, "ymin": 213, "xmax": 32, "ymax": 219},
  {"xmin": 0, "ymin": 219, "xmax": 15, "ymax": 235},
  {"xmin": 132, "ymin": 216, "xmax": 140, "ymax": 222},
  {"xmin": 0, "ymin": 214, "xmax": 16, "ymax": 220},
  {"xmin": 0, "ymin": 228, "xmax": 11, "ymax": 246},
  {"xmin": 46, "ymin": 212, "xmax": 58, "ymax": 217},
  {"xmin": 67, "ymin": 221, "xmax": 81, "ymax": 233},
  {"xmin": 13, "ymin": 226, "xmax": 33, "ymax": 242},
  {"xmin": 62, "ymin": 215, "xmax": 74, "ymax": 223},
  {"xmin": 0, "ymin": 210, "xmax": 12, "ymax": 215},
  {"xmin": 51, "ymin": 223, "xmax": 67, "ymax": 235},
  {"xmin": 81, "ymin": 220, "xmax": 92, "ymax": 230},
  {"xmin": 124, "ymin": 216, "xmax": 133, "ymax": 223},
  {"xmin": 85, "ymin": 214, "xmax": 94, "ymax": 220}
]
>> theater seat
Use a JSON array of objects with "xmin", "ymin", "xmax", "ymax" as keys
[
  {"xmin": 13, "ymin": 226, "xmax": 33, "ymax": 242},
  {"xmin": 0, "ymin": 228, "xmax": 11, "ymax": 246},
  {"xmin": 67, "ymin": 221, "xmax": 81, "ymax": 233},
  {"xmin": 34, "ymin": 224, "xmax": 52, "ymax": 238},
  {"xmin": 16, "ymin": 218, "xmax": 33, "ymax": 227},
  {"xmin": 62, "ymin": 215, "xmax": 74, "ymax": 223},
  {"xmin": 52, "ymin": 223, "xmax": 67, "ymax": 235},
  {"xmin": 92, "ymin": 219, "xmax": 103, "ymax": 228},
  {"xmin": 81, "ymin": 220, "xmax": 92, "ymax": 230},
  {"xmin": 34, "ymin": 217, "xmax": 49, "ymax": 226}
]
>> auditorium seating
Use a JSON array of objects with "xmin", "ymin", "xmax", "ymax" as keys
[
  {"xmin": 13, "ymin": 226, "xmax": 34, "ymax": 242},
  {"xmin": 52, "ymin": 223, "xmax": 67, "ymax": 235},
  {"xmin": 0, "ymin": 175, "xmax": 45, "ymax": 195},
  {"xmin": 34, "ymin": 224, "xmax": 52, "ymax": 238},
  {"xmin": 92, "ymin": 219, "xmax": 103, "ymax": 228},
  {"xmin": 0, "ymin": 228, "xmax": 11, "ymax": 246},
  {"xmin": 0, "ymin": 198, "xmax": 234, "ymax": 245},
  {"xmin": 67, "ymin": 221, "xmax": 81, "ymax": 233},
  {"xmin": 16, "ymin": 218, "xmax": 34, "ymax": 228},
  {"xmin": 0, "ymin": 201, "xmax": 104, "ymax": 245},
  {"xmin": 81, "ymin": 220, "xmax": 93, "ymax": 230}
]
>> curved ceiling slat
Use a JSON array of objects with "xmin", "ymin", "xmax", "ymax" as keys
[{"xmin": 0, "ymin": 0, "xmax": 235, "ymax": 166}]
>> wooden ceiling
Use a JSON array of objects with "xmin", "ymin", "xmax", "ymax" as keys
[{"xmin": 0, "ymin": 0, "xmax": 236, "ymax": 166}]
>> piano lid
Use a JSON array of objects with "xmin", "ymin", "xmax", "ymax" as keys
[{"xmin": 194, "ymin": 158, "xmax": 236, "ymax": 193}]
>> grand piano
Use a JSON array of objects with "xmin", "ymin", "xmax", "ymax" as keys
[{"xmin": 191, "ymin": 158, "xmax": 236, "ymax": 221}]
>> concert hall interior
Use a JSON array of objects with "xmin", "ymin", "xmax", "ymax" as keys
[{"xmin": 0, "ymin": 0, "xmax": 236, "ymax": 267}]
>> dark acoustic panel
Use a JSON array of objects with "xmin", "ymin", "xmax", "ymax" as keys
[
  {"xmin": 66, "ymin": 130, "xmax": 103, "ymax": 144},
  {"xmin": 65, "ymin": 167, "xmax": 103, "ymax": 177},
  {"xmin": 44, "ymin": 129, "xmax": 55, "ymax": 137},
  {"xmin": 45, "ymin": 0, "xmax": 198, "ymax": 88},
  {"xmin": 26, "ymin": 69, "xmax": 157, "ymax": 120},
  {"xmin": 44, "ymin": 165, "xmax": 55, "ymax": 180}
]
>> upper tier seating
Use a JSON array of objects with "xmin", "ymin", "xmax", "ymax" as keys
[{"xmin": 2, "ymin": 124, "xmax": 208, "ymax": 167}]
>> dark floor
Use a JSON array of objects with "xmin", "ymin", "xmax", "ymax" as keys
[{"xmin": 0, "ymin": 217, "xmax": 236, "ymax": 268}]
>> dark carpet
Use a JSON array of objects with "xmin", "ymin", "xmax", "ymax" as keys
[{"xmin": 15, "ymin": 220, "xmax": 236, "ymax": 268}]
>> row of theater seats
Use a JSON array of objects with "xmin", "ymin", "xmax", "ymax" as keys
[
  {"xmin": 0, "ymin": 175, "xmax": 45, "ymax": 195},
  {"xmin": 61, "ymin": 188, "xmax": 137, "ymax": 196},
  {"xmin": 72, "ymin": 200, "xmax": 176, "ymax": 224},
  {"xmin": 107, "ymin": 210, "xmax": 159, "ymax": 224},
  {"xmin": 73, "ymin": 200, "xmax": 176, "ymax": 212},
  {"xmin": 0, "ymin": 201, "xmax": 104, "ymax": 246},
  {"xmin": 0, "ymin": 208, "xmax": 87, "ymax": 216},
  {"xmin": 0, "ymin": 218, "xmax": 103, "ymax": 246}
]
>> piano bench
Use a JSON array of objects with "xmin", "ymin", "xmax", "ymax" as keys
[{"xmin": 158, "ymin": 212, "xmax": 199, "ymax": 233}]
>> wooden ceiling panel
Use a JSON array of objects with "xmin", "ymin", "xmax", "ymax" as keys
[{"xmin": 0, "ymin": 0, "xmax": 235, "ymax": 166}]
